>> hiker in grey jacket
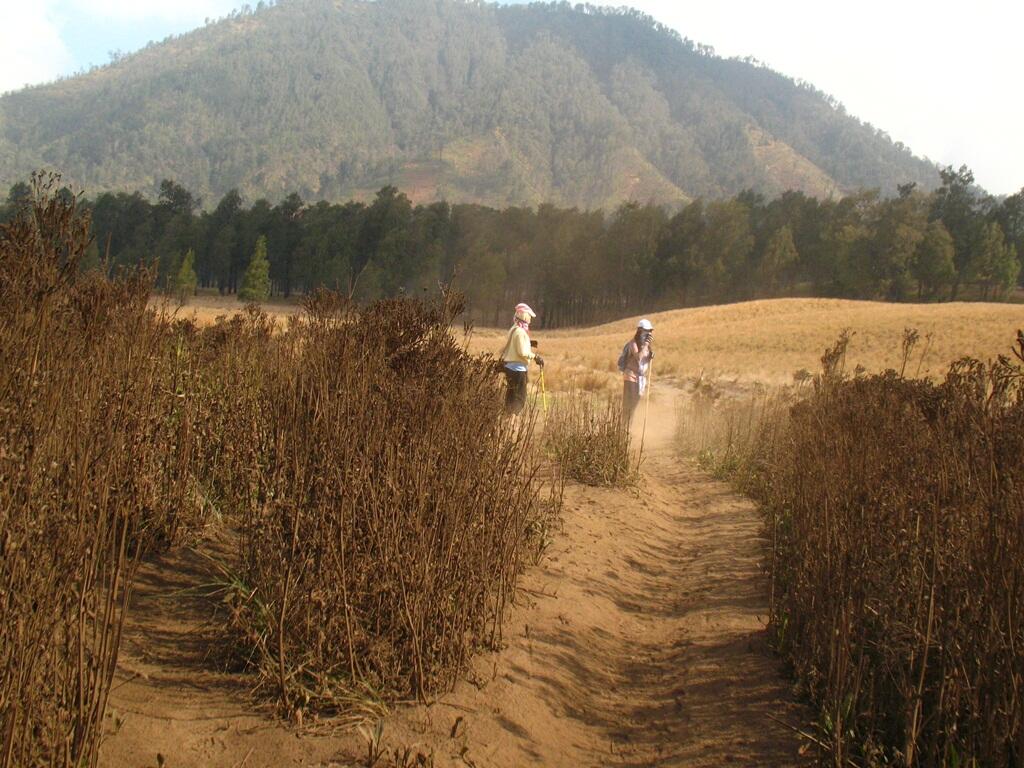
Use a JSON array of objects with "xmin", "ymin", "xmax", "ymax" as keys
[{"xmin": 618, "ymin": 319, "xmax": 653, "ymax": 427}]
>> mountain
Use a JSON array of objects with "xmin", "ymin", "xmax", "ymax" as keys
[{"xmin": 0, "ymin": 0, "xmax": 941, "ymax": 209}]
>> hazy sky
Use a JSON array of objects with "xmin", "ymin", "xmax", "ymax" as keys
[{"xmin": 1, "ymin": 0, "xmax": 1020, "ymax": 195}]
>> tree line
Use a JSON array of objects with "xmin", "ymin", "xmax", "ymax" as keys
[{"xmin": 3, "ymin": 165, "xmax": 1020, "ymax": 327}]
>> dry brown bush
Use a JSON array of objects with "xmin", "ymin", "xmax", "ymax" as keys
[
  {"xmin": 216, "ymin": 291, "xmax": 551, "ymax": 713},
  {"xmin": 0, "ymin": 175, "xmax": 208, "ymax": 767},
  {"xmin": 679, "ymin": 332, "xmax": 1024, "ymax": 766},
  {"xmin": 544, "ymin": 391, "xmax": 636, "ymax": 487},
  {"xmin": 2, "ymin": 178, "xmax": 552, "ymax": 760}
]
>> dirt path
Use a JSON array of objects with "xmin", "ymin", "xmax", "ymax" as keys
[{"xmin": 100, "ymin": 391, "xmax": 808, "ymax": 767}]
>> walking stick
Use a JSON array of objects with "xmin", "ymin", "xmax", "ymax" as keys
[
  {"xmin": 539, "ymin": 368, "xmax": 548, "ymax": 413},
  {"xmin": 636, "ymin": 359, "xmax": 653, "ymax": 471}
]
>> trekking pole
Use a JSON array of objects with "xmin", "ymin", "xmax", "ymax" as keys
[{"xmin": 636, "ymin": 360, "xmax": 653, "ymax": 471}]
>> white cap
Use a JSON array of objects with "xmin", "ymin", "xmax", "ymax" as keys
[{"xmin": 637, "ymin": 318, "xmax": 653, "ymax": 331}]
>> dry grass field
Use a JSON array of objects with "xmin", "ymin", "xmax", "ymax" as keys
[
  {"xmin": 152, "ymin": 292, "xmax": 302, "ymax": 326},
  {"xmin": 172, "ymin": 295, "xmax": 1022, "ymax": 391},
  {"xmin": 474, "ymin": 298, "xmax": 1024, "ymax": 390}
]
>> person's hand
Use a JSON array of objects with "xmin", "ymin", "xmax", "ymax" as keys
[{"xmin": 535, "ymin": 355, "xmax": 545, "ymax": 368}]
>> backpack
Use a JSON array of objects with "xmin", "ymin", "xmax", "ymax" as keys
[{"xmin": 616, "ymin": 340, "xmax": 631, "ymax": 372}]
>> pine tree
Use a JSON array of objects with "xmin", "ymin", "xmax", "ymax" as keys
[
  {"xmin": 992, "ymin": 243, "xmax": 1020, "ymax": 299},
  {"xmin": 760, "ymin": 225, "xmax": 799, "ymax": 294},
  {"xmin": 173, "ymin": 249, "xmax": 198, "ymax": 305},
  {"xmin": 239, "ymin": 235, "xmax": 271, "ymax": 302},
  {"xmin": 911, "ymin": 221, "xmax": 956, "ymax": 299},
  {"xmin": 79, "ymin": 239, "xmax": 103, "ymax": 274},
  {"xmin": 968, "ymin": 223, "xmax": 1018, "ymax": 299}
]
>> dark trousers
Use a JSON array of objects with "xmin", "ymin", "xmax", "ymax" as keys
[
  {"xmin": 504, "ymin": 369, "xmax": 528, "ymax": 414},
  {"xmin": 623, "ymin": 380, "xmax": 641, "ymax": 426}
]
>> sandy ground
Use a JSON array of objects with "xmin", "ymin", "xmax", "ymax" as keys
[{"xmin": 100, "ymin": 384, "xmax": 810, "ymax": 768}]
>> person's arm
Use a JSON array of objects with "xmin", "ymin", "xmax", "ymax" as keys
[
  {"xmin": 627, "ymin": 341, "xmax": 640, "ymax": 370},
  {"xmin": 514, "ymin": 328, "xmax": 535, "ymax": 362},
  {"xmin": 639, "ymin": 341, "xmax": 654, "ymax": 373}
]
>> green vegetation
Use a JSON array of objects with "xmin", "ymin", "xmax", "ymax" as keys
[
  {"xmin": 238, "ymin": 235, "xmax": 271, "ymax": 301},
  {"xmin": 678, "ymin": 333, "xmax": 1024, "ymax": 765},
  {"xmin": 0, "ymin": 0, "xmax": 940, "ymax": 208},
  {"xmin": 4, "ymin": 164, "xmax": 1019, "ymax": 327},
  {"xmin": 173, "ymin": 247, "xmax": 198, "ymax": 303}
]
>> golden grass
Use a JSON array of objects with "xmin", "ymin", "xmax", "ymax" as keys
[
  {"xmin": 473, "ymin": 298, "xmax": 1023, "ymax": 389},
  {"xmin": 150, "ymin": 293, "xmax": 301, "ymax": 328},
  {"xmin": 169, "ymin": 295, "xmax": 1023, "ymax": 389}
]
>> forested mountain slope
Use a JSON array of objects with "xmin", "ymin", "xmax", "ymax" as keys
[{"xmin": 0, "ymin": 0, "xmax": 940, "ymax": 208}]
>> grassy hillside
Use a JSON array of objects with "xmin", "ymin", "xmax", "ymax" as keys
[
  {"xmin": 524, "ymin": 298, "xmax": 1024, "ymax": 388},
  {"xmin": 173, "ymin": 294, "xmax": 1023, "ymax": 388},
  {"xmin": 546, "ymin": 299, "xmax": 1024, "ymax": 393},
  {"xmin": 0, "ymin": 0, "xmax": 939, "ymax": 208}
]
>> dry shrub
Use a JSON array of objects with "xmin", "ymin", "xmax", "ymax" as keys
[
  {"xmin": 0, "ymin": 175, "xmax": 207, "ymax": 767},
  {"xmin": 765, "ymin": 336, "xmax": 1024, "ymax": 765},
  {"xmin": 170, "ymin": 305, "xmax": 277, "ymax": 532},
  {"xmin": 2, "ymin": 177, "xmax": 553, "ymax": 758},
  {"xmin": 676, "ymin": 374, "xmax": 801, "ymax": 497},
  {"xmin": 544, "ymin": 391, "xmax": 636, "ymax": 487},
  {"xmin": 680, "ymin": 332, "xmax": 1024, "ymax": 765},
  {"xmin": 225, "ymin": 291, "xmax": 549, "ymax": 712}
]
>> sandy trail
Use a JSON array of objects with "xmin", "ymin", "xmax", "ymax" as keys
[{"xmin": 100, "ymin": 388, "xmax": 807, "ymax": 767}]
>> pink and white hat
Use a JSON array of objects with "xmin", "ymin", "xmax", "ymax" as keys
[{"xmin": 515, "ymin": 303, "xmax": 536, "ymax": 322}]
